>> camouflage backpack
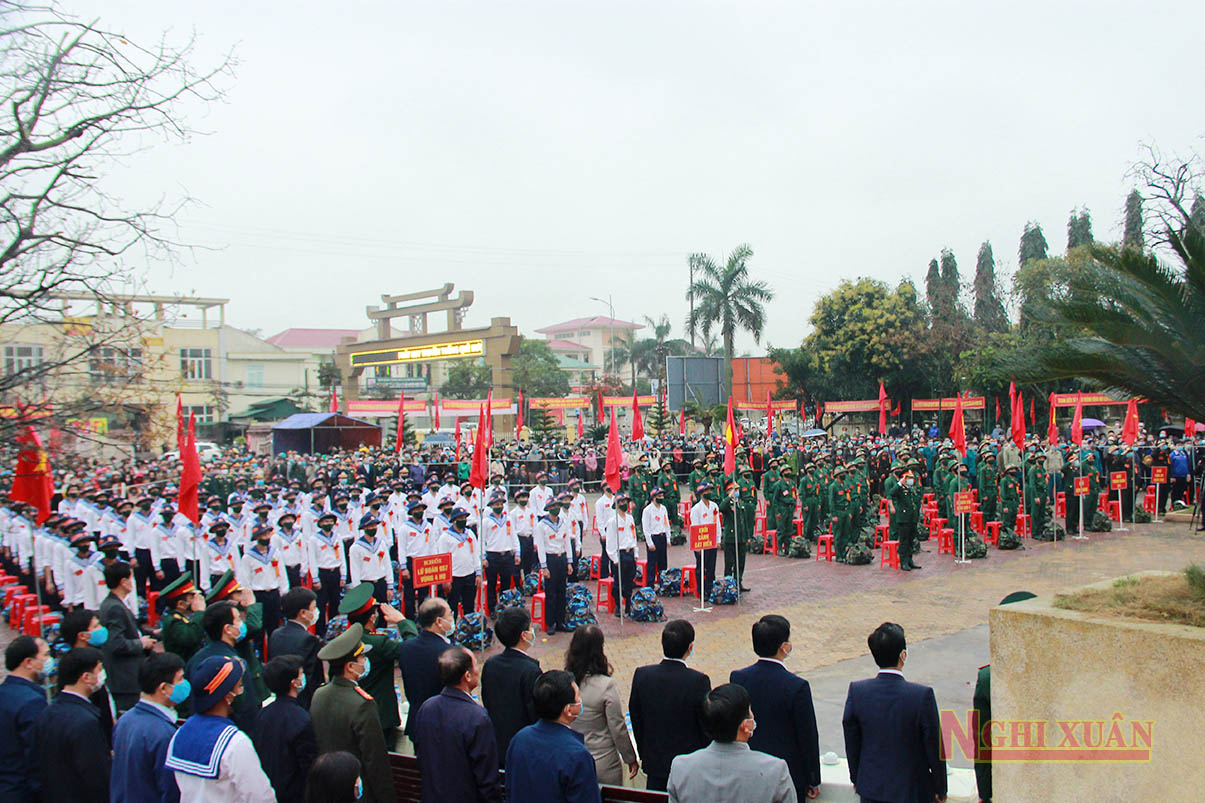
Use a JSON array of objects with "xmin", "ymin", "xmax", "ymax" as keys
[
  {"xmin": 628, "ymin": 587, "xmax": 665, "ymax": 622},
  {"xmin": 1034, "ymin": 523, "xmax": 1066, "ymax": 542},
  {"xmin": 451, "ymin": 611, "xmax": 494, "ymax": 651},
  {"xmin": 521, "ymin": 573, "xmax": 540, "ymax": 596},
  {"xmin": 495, "ymin": 589, "xmax": 524, "ymax": 612},
  {"xmin": 845, "ymin": 543, "xmax": 873, "ymax": 565},
  {"xmin": 576, "ymin": 557, "xmax": 592, "ymax": 578},
  {"xmin": 670, "ymin": 530, "xmax": 687, "ymax": 546},
  {"xmin": 708, "ymin": 576, "xmax": 739, "ymax": 605},
  {"xmin": 565, "ymin": 583, "xmax": 596, "ymax": 631},
  {"xmin": 997, "ymin": 529, "xmax": 1023, "ymax": 550},
  {"xmin": 957, "ymin": 535, "xmax": 988, "ymax": 560},
  {"xmin": 655, "ymin": 567, "xmax": 682, "ymax": 597},
  {"xmin": 788, "ymin": 535, "xmax": 812, "ymax": 559},
  {"xmin": 1133, "ymin": 508, "xmax": 1152, "ymax": 524},
  {"xmin": 1088, "ymin": 510, "xmax": 1114, "ymax": 532},
  {"xmin": 323, "ymin": 614, "xmax": 350, "ymax": 643}
]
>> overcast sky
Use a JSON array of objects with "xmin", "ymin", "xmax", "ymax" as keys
[{"xmin": 68, "ymin": 0, "xmax": 1205, "ymax": 351}]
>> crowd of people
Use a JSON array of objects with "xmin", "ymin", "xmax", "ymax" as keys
[{"xmin": 0, "ymin": 421, "xmax": 1199, "ymax": 801}]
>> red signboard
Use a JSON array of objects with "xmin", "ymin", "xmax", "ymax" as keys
[
  {"xmin": 412, "ymin": 553, "xmax": 453, "ymax": 588},
  {"xmin": 1110, "ymin": 471, "xmax": 1128, "ymax": 491},
  {"xmin": 689, "ymin": 523, "xmax": 718, "ymax": 551},
  {"xmin": 954, "ymin": 492, "xmax": 975, "ymax": 514},
  {"xmin": 1073, "ymin": 476, "xmax": 1091, "ymax": 496},
  {"xmin": 1151, "ymin": 466, "xmax": 1168, "ymax": 484}
]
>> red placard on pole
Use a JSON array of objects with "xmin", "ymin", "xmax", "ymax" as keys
[
  {"xmin": 954, "ymin": 491, "xmax": 975, "ymax": 514},
  {"xmin": 1110, "ymin": 471, "xmax": 1128, "ymax": 491},
  {"xmin": 412, "ymin": 553, "xmax": 453, "ymax": 592},
  {"xmin": 689, "ymin": 523, "xmax": 718, "ymax": 551},
  {"xmin": 1151, "ymin": 466, "xmax": 1168, "ymax": 484},
  {"xmin": 1073, "ymin": 476, "xmax": 1091, "ymax": 496}
]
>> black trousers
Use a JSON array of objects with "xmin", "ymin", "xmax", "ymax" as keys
[
  {"xmin": 285, "ymin": 564, "xmax": 302, "ymax": 588},
  {"xmin": 485, "ymin": 551, "xmax": 516, "ymax": 614},
  {"xmin": 647, "ymin": 534, "xmax": 668, "ymax": 586},
  {"xmin": 316, "ymin": 567, "xmax": 342, "ymax": 633},
  {"xmin": 370, "ymin": 577, "xmax": 388, "ymax": 603},
  {"xmin": 617, "ymin": 550, "xmax": 637, "ymax": 613},
  {"xmin": 402, "ymin": 557, "xmax": 431, "ymax": 620},
  {"xmin": 518, "ymin": 536, "xmax": 537, "ymax": 578},
  {"xmin": 255, "ymin": 589, "xmax": 282, "ymax": 634},
  {"xmin": 646, "ymin": 775, "xmax": 669, "ymax": 793},
  {"xmin": 134, "ymin": 548, "xmax": 154, "ymax": 596},
  {"xmin": 546, "ymin": 553, "xmax": 568, "ymax": 631},
  {"xmin": 599, "ymin": 536, "xmax": 613, "ymax": 580},
  {"xmin": 695, "ymin": 547, "xmax": 717, "ymax": 600},
  {"xmin": 447, "ymin": 574, "xmax": 477, "ymax": 617},
  {"xmin": 159, "ymin": 558, "xmax": 181, "ymax": 590}
]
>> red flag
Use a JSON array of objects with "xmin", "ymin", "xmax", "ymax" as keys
[
  {"xmin": 724, "ymin": 397, "xmax": 736, "ymax": 476},
  {"xmin": 576, "ymin": 414, "xmax": 584, "ymax": 440},
  {"xmin": 877, "ymin": 381, "xmax": 888, "ymax": 435},
  {"xmin": 395, "ymin": 392, "xmax": 406, "ymax": 453},
  {"xmin": 454, "ymin": 416, "xmax": 462, "ymax": 460},
  {"xmin": 679, "ymin": 406, "xmax": 686, "ymax": 435},
  {"xmin": 1008, "ymin": 381, "xmax": 1017, "ymax": 412},
  {"xmin": 329, "ymin": 385, "xmax": 338, "ymax": 413},
  {"xmin": 995, "ymin": 397, "xmax": 1001, "ymax": 422},
  {"xmin": 516, "ymin": 390, "xmax": 525, "ymax": 437},
  {"xmin": 603, "ymin": 409, "xmax": 621, "ymax": 492},
  {"xmin": 1121, "ymin": 398, "xmax": 1139, "ymax": 446},
  {"xmin": 815, "ymin": 401, "xmax": 823, "ymax": 428},
  {"xmin": 1011, "ymin": 390, "xmax": 1026, "ymax": 449},
  {"xmin": 469, "ymin": 404, "xmax": 489, "ymax": 489},
  {"xmin": 1029, "ymin": 397, "xmax": 1035, "ymax": 427},
  {"xmin": 765, "ymin": 390, "xmax": 774, "ymax": 437},
  {"xmin": 433, "ymin": 393, "xmax": 440, "ymax": 430},
  {"xmin": 596, "ymin": 388, "xmax": 605, "ymax": 420},
  {"xmin": 949, "ymin": 393, "xmax": 967, "ymax": 457},
  {"xmin": 177, "ymin": 412, "xmax": 201, "ymax": 525},
  {"xmin": 1071, "ymin": 392, "xmax": 1084, "ymax": 446},
  {"xmin": 631, "ymin": 388, "xmax": 644, "ymax": 440},
  {"xmin": 1187, "ymin": 417, "xmax": 1198, "ymax": 438},
  {"xmin": 11, "ymin": 426, "xmax": 54, "ymax": 524},
  {"xmin": 891, "ymin": 401, "xmax": 901, "ymax": 417},
  {"xmin": 1047, "ymin": 393, "xmax": 1058, "ymax": 445},
  {"xmin": 175, "ymin": 393, "xmax": 185, "ymax": 454}
]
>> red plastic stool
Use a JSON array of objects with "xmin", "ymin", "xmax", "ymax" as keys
[
  {"xmin": 3, "ymin": 584, "xmax": 28, "ymax": 607},
  {"xmin": 793, "ymin": 517, "xmax": 803, "ymax": 538},
  {"xmin": 970, "ymin": 512, "xmax": 984, "ymax": 534},
  {"xmin": 929, "ymin": 517, "xmax": 947, "ymax": 538},
  {"xmin": 985, "ymin": 521, "xmax": 1001, "ymax": 546},
  {"xmin": 596, "ymin": 579, "xmax": 615, "ymax": 614},
  {"xmin": 878, "ymin": 498, "xmax": 890, "ymax": 519},
  {"xmin": 755, "ymin": 515, "xmax": 767, "ymax": 535},
  {"xmin": 874, "ymin": 524, "xmax": 889, "ymax": 547},
  {"xmin": 923, "ymin": 493, "xmax": 936, "ymax": 506},
  {"xmin": 589, "ymin": 554, "xmax": 601, "ymax": 580},
  {"xmin": 879, "ymin": 540, "xmax": 900, "ymax": 569},
  {"xmin": 11, "ymin": 594, "xmax": 36, "ymax": 629},
  {"xmin": 635, "ymin": 559, "xmax": 649, "ymax": 587},
  {"xmin": 0, "ymin": 575, "xmax": 17, "ymax": 587},
  {"xmin": 22, "ymin": 605, "xmax": 50, "ymax": 635},
  {"xmin": 937, "ymin": 528, "xmax": 955, "ymax": 555},
  {"xmin": 146, "ymin": 591, "xmax": 160, "ymax": 628},
  {"xmin": 26, "ymin": 611, "xmax": 59, "ymax": 638},
  {"xmin": 680, "ymin": 566, "xmax": 698, "ymax": 597},
  {"xmin": 816, "ymin": 534, "xmax": 835, "ymax": 562},
  {"xmin": 763, "ymin": 529, "xmax": 778, "ymax": 555},
  {"xmin": 1016, "ymin": 513, "xmax": 1032, "ymax": 537},
  {"xmin": 1056, "ymin": 492, "xmax": 1066, "ymax": 518},
  {"xmin": 531, "ymin": 592, "xmax": 547, "ymax": 630},
  {"xmin": 1108, "ymin": 501, "xmax": 1122, "ymax": 522},
  {"xmin": 1142, "ymin": 490, "xmax": 1156, "ymax": 514}
]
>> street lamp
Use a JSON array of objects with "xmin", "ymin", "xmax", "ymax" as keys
[{"xmin": 589, "ymin": 295, "xmax": 615, "ymax": 377}]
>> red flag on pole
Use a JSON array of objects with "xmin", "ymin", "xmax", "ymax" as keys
[
  {"xmin": 433, "ymin": 393, "xmax": 440, "ymax": 430},
  {"xmin": 765, "ymin": 390, "xmax": 774, "ymax": 437},
  {"xmin": 1011, "ymin": 390, "xmax": 1026, "ymax": 449},
  {"xmin": 1008, "ymin": 381, "xmax": 1017, "ymax": 412},
  {"xmin": 12, "ymin": 426, "xmax": 54, "ymax": 524},
  {"xmin": 177, "ymin": 412, "xmax": 201, "ymax": 525},
  {"xmin": 454, "ymin": 416, "xmax": 462, "ymax": 460},
  {"xmin": 815, "ymin": 401, "xmax": 823, "ymax": 428},
  {"xmin": 1118, "ymin": 397, "xmax": 1137, "ymax": 446},
  {"xmin": 995, "ymin": 397, "xmax": 1001, "ymax": 422},
  {"xmin": 630, "ymin": 388, "xmax": 644, "ymax": 441},
  {"xmin": 679, "ymin": 406, "xmax": 686, "ymax": 436},
  {"xmin": 723, "ymin": 397, "xmax": 736, "ymax": 476},
  {"xmin": 1071, "ymin": 392, "xmax": 1084, "ymax": 446},
  {"xmin": 516, "ymin": 390, "xmax": 525, "ymax": 437},
  {"xmin": 1047, "ymin": 393, "xmax": 1058, "ymax": 445},
  {"xmin": 576, "ymin": 413, "xmax": 584, "ymax": 440},
  {"xmin": 949, "ymin": 393, "xmax": 967, "ymax": 457},
  {"xmin": 1186, "ymin": 417, "xmax": 1198, "ymax": 438},
  {"xmin": 329, "ymin": 385, "xmax": 338, "ymax": 414},
  {"xmin": 891, "ymin": 401, "xmax": 901, "ymax": 417},
  {"xmin": 395, "ymin": 392, "xmax": 406, "ymax": 452},
  {"xmin": 469, "ymin": 404, "xmax": 489, "ymax": 489},
  {"xmin": 1029, "ymin": 397, "xmax": 1035, "ymax": 427},
  {"xmin": 175, "ymin": 393, "xmax": 185, "ymax": 454},
  {"xmin": 596, "ymin": 388, "xmax": 604, "ymax": 421},
  {"xmin": 877, "ymin": 381, "xmax": 888, "ymax": 435},
  {"xmin": 603, "ymin": 409, "xmax": 621, "ymax": 492}
]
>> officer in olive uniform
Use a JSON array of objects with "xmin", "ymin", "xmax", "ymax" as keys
[
  {"xmin": 882, "ymin": 461, "xmax": 903, "ymax": 542},
  {"xmin": 310, "ymin": 623, "xmax": 395, "ymax": 803},
  {"xmin": 769, "ymin": 466, "xmax": 798, "ymax": 552},
  {"xmin": 977, "ymin": 450, "xmax": 999, "ymax": 524},
  {"xmin": 830, "ymin": 465, "xmax": 853, "ymax": 561},
  {"xmin": 798, "ymin": 463, "xmax": 822, "ymax": 541},
  {"xmin": 888, "ymin": 463, "xmax": 922, "ymax": 570},
  {"xmin": 1000, "ymin": 465, "xmax": 1021, "ymax": 532},
  {"xmin": 338, "ymin": 582, "xmax": 418, "ymax": 744},
  {"xmin": 160, "ymin": 571, "xmax": 205, "ymax": 665},
  {"xmin": 718, "ymin": 478, "xmax": 749, "ymax": 591},
  {"xmin": 630, "ymin": 457, "xmax": 652, "ymax": 529},
  {"xmin": 688, "ymin": 460, "xmax": 707, "ymax": 503},
  {"xmin": 658, "ymin": 464, "xmax": 681, "ymax": 528},
  {"xmin": 205, "ymin": 570, "xmax": 270, "ymax": 708},
  {"xmin": 1026, "ymin": 455, "xmax": 1050, "ymax": 535}
]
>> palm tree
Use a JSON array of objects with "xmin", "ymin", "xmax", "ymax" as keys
[
  {"xmin": 686, "ymin": 244, "xmax": 775, "ymax": 394},
  {"xmin": 1018, "ymin": 222, "xmax": 1205, "ymax": 420}
]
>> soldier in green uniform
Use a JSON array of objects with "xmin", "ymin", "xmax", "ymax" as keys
[
  {"xmin": 817, "ymin": 455, "xmax": 833, "ymax": 523},
  {"xmin": 760, "ymin": 458, "xmax": 781, "ymax": 500},
  {"xmin": 769, "ymin": 466, "xmax": 798, "ymax": 550},
  {"xmin": 688, "ymin": 460, "xmax": 707, "ymax": 505},
  {"xmin": 882, "ymin": 461, "xmax": 903, "ymax": 542},
  {"xmin": 934, "ymin": 451, "xmax": 951, "ymax": 519},
  {"xmin": 1000, "ymin": 465, "xmax": 1022, "ymax": 532},
  {"xmin": 798, "ymin": 463, "xmax": 822, "ymax": 541},
  {"xmin": 888, "ymin": 463, "xmax": 922, "ymax": 570},
  {"xmin": 658, "ymin": 463, "xmax": 681, "ymax": 529},
  {"xmin": 736, "ymin": 465, "xmax": 758, "ymax": 548},
  {"xmin": 1026, "ymin": 456, "xmax": 1050, "ymax": 535},
  {"xmin": 160, "ymin": 571, "xmax": 205, "ymax": 665},
  {"xmin": 310, "ymin": 623, "xmax": 395, "ymax": 803},
  {"xmin": 718, "ymin": 478, "xmax": 750, "ymax": 591},
  {"xmin": 338, "ymin": 582, "xmax": 418, "ymax": 743},
  {"xmin": 830, "ymin": 465, "xmax": 853, "ymax": 562},
  {"xmin": 629, "ymin": 456, "xmax": 652, "ymax": 530},
  {"xmin": 977, "ymin": 449, "xmax": 999, "ymax": 524}
]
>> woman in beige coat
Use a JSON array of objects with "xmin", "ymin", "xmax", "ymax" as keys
[{"xmin": 565, "ymin": 624, "xmax": 638, "ymax": 785}]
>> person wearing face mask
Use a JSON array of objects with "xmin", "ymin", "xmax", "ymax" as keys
[
  {"xmin": 667, "ymin": 683, "xmax": 795, "ymax": 803},
  {"xmin": 0, "ymin": 635, "xmax": 52, "ymax": 801},
  {"xmin": 306, "ymin": 511, "xmax": 346, "ymax": 633},
  {"xmin": 842, "ymin": 622, "xmax": 947, "ymax": 803},
  {"xmin": 59, "ymin": 608, "xmax": 118, "ymax": 737},
  {"xmin": 891, "ymin": 463, "xmax": 923, "ymax": 571},
  {"xmin": 99, "ymin": 561, "xmax": 156, "ymax": 713},
  {"xmin": 186, "ymin": 599, "xmax": 264, "ymax": 732},
  {"xmin": 125, "ymin": 495, "xmax": 159, "ymax": 596},
  {"xmin": 436, "ymin": 507, "xmax": 481, "ymax": 617},
  {"xmin": 505, "ymin": 669, "xmax": 599, "ymax": 803},
  {"xmin": 251, "ymin": 655, "xmax": 318, "ymax": 803},
  {"xmin": 688, "ymin": 484, "xmax": 720, "ymax": 601},
  {"xmin": 730, "ymin": 615, "xmax": 820, "ymax": 801},
  {"xmin": 481, "ymin": 606, "xmax": 542, "ymax": 768},
  {"xmin": 268, "ymin": 587, "xmax": 325, "ymax": 709},
  {"xmin": 110, "ymin": 652, "xmax": 188, "ymax": 803},
  {"xmin": 241, "ymin": 523, "xmax": 288, "ymax": 634},
  {"xmin": 399, "ymin": 598, "xmax": 455, "ymax": 741},
  {"xmin": 338, "ymin": 582, "xmax": 415, "ymax": 742},
  {"xmin": 33, "ymin": 646, "xmax": 112, "ymax": 802},
  {"xmin": 311, "ymin": 624, "xmax": 395, "ymax": 803},
  {"xmin": 166, "ymin": 655, "xmax": 276, "ymax": 802},
  {"xmin": 160, "ymin": 573, "xmax": 206, "ymax": 666}
]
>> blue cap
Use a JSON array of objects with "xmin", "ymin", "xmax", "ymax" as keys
[
  {"xmin": 191, "ymin": 655, "xmax": 245, "ymax": 713},
  {"xmin": 406, "ymin": 499, "xmax": 427, "ymax": 513},
  {"xmin": 449, "ymin": 507, "xmax": 470, "ymax": 521},
  {"xmin": 358, "ymin": 513, "xmax": 380, "ymax": 530},
  {"xmin": 251, "ymin": 523, "xmax": 273, "ymax": 539}
]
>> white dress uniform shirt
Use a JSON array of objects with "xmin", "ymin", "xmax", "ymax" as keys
[
  {"xmin": 690, "ymin": 499, "xmax": 721, "ymax": 537},
  {"xmin": 150, "ymin": 523, "xmax": 176, "ymax": 570},
  {"xmin": 528, "ymin": 484, "xmax": 553, "ymax": 517},
  {"xmin": 437, "ymin": 526, "xmax": 480, "ymax": 578},
  {"xmin": 305, "ymin": 526, "xmax": 346, "ymax": 580},
  {"xmin": 171, "ymin": 728, "xmax": 277, "ymax": 803},
  {"xmin": 420, "ymin": 489, "xmax": 441, "ymax": 522},
  {"xmin": 273, "ymin": 527, "xmax": 308, "ymax": 575},
  {"xmin": 457, "ymin": 493, "xmax": 480, "ymax": 528},
  {"xmin": 10, "ymin": 515, "xmax": 32, "ymax": 571},
  {"xmin": 199, "ymin": 537, "xmax": 242, "ymax": 587},
  {"xmin": 63, "ymin": 550, "xmax": 95, "ymax": 607},
  {"xmin": 349, "ymin": 533, "xmax": 392, "ymax": 589},
  {"xmin": 594, "ymin": 493, "xmax": 616, "ymax": 537},
  {"xmin": 534, "ymin": 513, "xmax": 570, "ymax": 569},
  {"xmin": 567, "ymin": 492, "xmax": 590, "ymax": 545},
  {"xmin": 173, "ymin": 521, "xmax": 200, "ymax": 566},
  {"xmin": 641, "ymin": 501, "xmax": 671, "ymax": 548},
  {"xmin": 605, "ymin": 510, "xmax": 638, "ymax": 565},
  {"xmin": 240, "ymin": 543, "xmax": 288, "ymax": 593},
  {"xmin": 481, "ymin": 511, "xmax": 520, "ymax": 554},
  {"xmin": 298, "ymin": 504, "xmax": 327, "ymax": 542},
  {"xmin": 80, "ymin": 554, "xmax": 107, "ymax": 610},
  {"xmin": 508, "ymin": 504, "xmax": 537, "ymax": 540},
  {"xmin": 398, "ymin": 515, "xmax": 435, "ymax": 561},
  {"xmin": 125, "ymin": 509, "xmax": 156, "ymax": 551}
]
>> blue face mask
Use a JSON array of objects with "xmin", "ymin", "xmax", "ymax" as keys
[
  {"xmin": 169, "ymin": 679, "xmax": 191, "ymax": 704},
  {"xmin": 297, "ymin": 674, "xmax": 307, "ymax": 692},
  {"xmin": 88, "ymin": 626, "xmax": 109, "ymax": 647},
  {"xmin": 360, "ymin": 656, "xmax": 371, "ymax": 677},
  {"xmin": 237, "ymin": 621, "xmax": 248, "ymax": 642},
  {"xmin": 40, "ymin": 656, "xmax": 57, "ymax": 680},
  {"xmin": 355, "ymin": 778, "xmax": 364, "ymax": 799}
]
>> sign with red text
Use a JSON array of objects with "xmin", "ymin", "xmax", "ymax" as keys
[
  {"xmin": 412, "ymin": 553, "xmax": 452, "ymax": 588},
  {"xmin": 689, "ymin": 522, "xmax": 718, "ymax": 551},
  {"xmin": 1151, "ymin": 466, "xmax": 1168, "ymax": 484},
  {"xmin": 954, "ymin": 492, "xmax": 975, "ymax": 514},
  {"xmin": 1110, "ymin": 471, "xmax": 1128, "ymax": 491},
  {"xmin": 1073, "ymin": 476, "xmax": 1091, "ymax": 496}
]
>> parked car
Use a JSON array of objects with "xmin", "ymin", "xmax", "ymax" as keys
[{"xmin": 162, "ymin": 441, "xmax": 223, "ymax": 462}]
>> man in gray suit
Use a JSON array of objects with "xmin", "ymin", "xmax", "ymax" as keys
[
  {"xmin": 98, "ymin": 562, "xmax": 154, "ymax": 712},
  {"xmin": 668, "ymin": 683, "xmax": 796, "ymax": 803}
]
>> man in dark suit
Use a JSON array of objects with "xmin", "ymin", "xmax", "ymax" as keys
[
  {"xmin": 398, "ymin": 597, "xmax": 453, "ymax": 738},
  {"xmin": 412, "ymin": 646, "xmax": 502, "ymax": 802},
  {"xmin": 252, "ymin": 655, "xmax": 318, "ymax": 803},
  {"xmin": 186, "ymin": 601, "xmax": 264, "ymax": 732},
  {"xmin": 34, "ymin": 647, "xmax": 112, "ymax": 803},
  {"xmin": 730, "ymin": 614, "xmax": 821, "ymax": 800},
  {"xmin": 629, "ymin": 618, "xmax": 712, "ymax": 791},
  {"xmin": 843, "ymin": 622, "xmax": 947, "ymax": 803},
  {"xmin": 267, "ymin": 587, "xmax": 324, "ymax": 708},
  {"xmin": 98, "ymin": 562, "xmax": 155, "ymax": 712},
  {"xmin": 0, "ymin": 636, "xmax": 50, "ymax": 802},
  {"xmin": 481, "ymin": 606, "xmax": 542, "ymax": 767}
]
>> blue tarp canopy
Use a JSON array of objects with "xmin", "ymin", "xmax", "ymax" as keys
[{"xmin": 271, "ymin": 413, "xmax": 381, "ymax": 455}]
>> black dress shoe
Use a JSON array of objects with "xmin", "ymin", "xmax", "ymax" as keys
[
  {"xmin": 739, "ymin": 586, "xmax": 752, "ymax": 593},
  {"xmin": 910, "ymin": 563, "xmax": 922, "ymax": 569},
  {"xmin": 900, "ymin": 564, "xmax": 912, "ymax": 571}
]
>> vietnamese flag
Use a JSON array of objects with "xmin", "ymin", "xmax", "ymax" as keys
[
  {"xmin": 1120, "ymin": 398, "xmax": 1139, "ymax": 446},
  {"xmin": 12, "ymin": 426, "xmax": 54, "ymax": 524},
  {"xmin": 1030, "ymin": 397, "xmax": 1035, "ymax": 427},
  {"xmin": 631, "ymin": 388, "xmax": 645, "ymax": 440},
  {"xmin": 177, "ymin": 412, "xmax": 201, "ymax": 525},
  {"xmin": 1186, "ymin": 417, "xmax": 1198, "ymax": 439},
  {"xmin": 516, "ymin": 390, "xmax": 525, "ymax": 437},
  {"xmin": 596, "ymin": 388, "xmax": 605, "ymax": 421},
  {"xmin": 1047, "ymin": 393, "xmax": 1058, "ymax": 445},
  {"xmin": 949, "ymin": 393, "xmax": 967, "ymax": 457},
  {"xmin": 1071, "ymin": 392, "xmax": 1084, "ymax": 446},
  {"xmin": 877, "ymin": 381, "xmax": 888, "ymax": 435},
  {"xmin": 1011, "ymin": 390, "xmax": 1026, "ymax": 449},
  {"xmin": 469, "ymin": 403, "xmax": 489, "ymax": 489},
  {"xmin": 723, "ymin": 397, "xmax": 737, "ymax": 476},
  {"xmin": 576, "ymin": 414, "xmax": 584, "ymax": 440},
  {"xmin": 395, "ymin": 392, "xmax": 406, "ymax": 453},
  {"xmin": 329, "ymin": 385, "xmax": 338, "ymax": 414},
  {"xmin": 603, "ymin": 409, "xmax": 622, "ymax": 492},
  {"xmin": 765, "ymin": 390, "xmax": 774, "ymax": 437},
  {"xmin": 454, "ymin": 416, "xmax": 462, "ymax": 460},
  {"xmin": 995, "ymin": 397, "xmax": 1001, "ymax": 423}
]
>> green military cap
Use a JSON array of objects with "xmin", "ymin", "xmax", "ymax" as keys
[
  {"xmin": 781, "ymin": 466, "xmax": 794, "ymax": 475},
  {"xmin": 909, "ymin": 458, "xmax": 924, "ymax": 468},
  {"xmin": 890, "ymin": 460, "xmax": 904, "ymax": 470},
  {"xmin": 833, "ymin": 465, "xmax": 848, "ymax": 475},
  {"xmin": 983, "ymin": 451, "xmax": 996, "ymax": 460},
  {"xmin": 338, "ymin": 582, "xmax": 378, "ymax": 617},
  {"xmin": 317, "ymin": 622, "xmax": 372, "ymax": 662},
  {"xmin": 160, "ymin": 571, "xmax": 198, "ymax": 610},
  {"xmin": 740, "ymin": 465, "xmax": 753, "ymax": 474},
  {"xmin": 205, "ymin": 570, "xmax": 242, "ymax": 605}
]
